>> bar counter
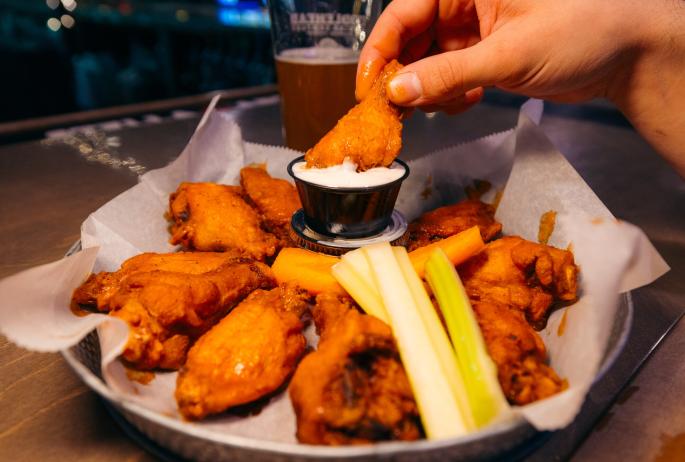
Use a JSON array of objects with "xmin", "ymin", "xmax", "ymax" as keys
[{"xmin": 0, "ymin": 92, "xmax": 683, "ymax": 461}]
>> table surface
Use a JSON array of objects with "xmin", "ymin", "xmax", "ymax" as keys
[{"xmin": 0, "ymin": 94, "xmax": 683, "ymax": 462}]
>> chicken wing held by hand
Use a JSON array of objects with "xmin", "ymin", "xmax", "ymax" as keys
[
  {"xmin": 289, "ymin": 293, "xmax": 422, "ymax": 445},
  {"xmin": 304, "ymin": 60, "xmax": 404, "ymax": 171},
  {"xmin": 168, "ymin": 182, "xmax": 278, "ymax": 260},
  {"xmin": 175, "ymin": 285, "xmax": 310, "ymax": 420}
]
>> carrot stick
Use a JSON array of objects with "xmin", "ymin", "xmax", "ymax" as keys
[
  {"xmin": 273, "ymin": 226, "xmax": 484, "ymax": 295},
  {"xmin": 272, "ymin": 248, "xmax": 344, "ymax": 295},
  {"xmin": 408, "ymin": 226, "xmax": 485, "ymax": 278}
]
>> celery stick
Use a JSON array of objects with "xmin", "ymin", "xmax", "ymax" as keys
[
  {"xmin": 393, "ymin": 247, "xmax": 476, "ymax": 431},
  {"xmin": 363, "ymin": 243, "xmax": 469, "ymax": 439},
  {"xmin": 425, "ymin": 248, "xmax": 509, "ymax": 428},
  {"xmin": 331, "ymin": 260, "xmax": 389, "ymax": 323},
  {"xmin": 340, "ymin": 248, "xmax": 374, "ymax": 283},
  {"xmin": 336, "ymin": 248, "xmax": 388, "ymax": 322}
]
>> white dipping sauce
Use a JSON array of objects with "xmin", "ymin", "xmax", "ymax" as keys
[{"xmin": 292, "ymin": 158, "xmax": 405, "ymax": 188}]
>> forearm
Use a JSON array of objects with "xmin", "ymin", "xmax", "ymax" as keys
[{"xmin": 609, "ymin": 1, "xmax": 685, "ymax": 177}]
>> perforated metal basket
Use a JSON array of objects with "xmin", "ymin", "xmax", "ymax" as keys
[{"xmin": 61, "ymin": 243, "xmax": 633, "ymax": 461}]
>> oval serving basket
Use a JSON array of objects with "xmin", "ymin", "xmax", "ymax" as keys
[{"xmin": 61, "ymin": 242, "xmax": 633, "ymax": 462}]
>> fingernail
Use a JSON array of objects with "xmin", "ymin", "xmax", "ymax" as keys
[
  {"xmin": 464, "ymin": 87, "xmax": 484, "ymax": 104},
  {"xmin": 388, "ymin": 72, "xmax": 422, "ymax": 104}
]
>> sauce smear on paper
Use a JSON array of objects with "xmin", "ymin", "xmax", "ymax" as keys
[
  {"xmin": 655, "ymin": 432, "xmax": 685, "ymax": 462},
  {"xmin": 557, "ymin": 308, "xmax": 569, "ymax": 336},
  {"xmin": 538, "ymin": 210, "xmax": 557, "ymax": 245}
]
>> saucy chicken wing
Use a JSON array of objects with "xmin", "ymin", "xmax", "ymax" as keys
[
  {"xmin": 72, "ymin": 251, "xmax": 243, "ymax": 311},
  {"xmin": 473, "ymin": 301, "xmax": 567, "ymax": 405},
  {"xmin": 167, "ymin": 182, "xmax": 278, "ymax": 260},
  {"xmin": 407, "ymin": 199, "xmax": 502, "ymax": 251},
  {"xmin": 72, "ymin": 252, "xmax": 275, "ymax": 370},
  {"xmin": 175, "ymin": 285, "xmax": 310, "ymax": 420},
  {"xmin": 452, "ymin": 236, "xmax": 577, "ymax": 405},
  {"xmin": 304, "ymin": 60, "xmax": 404, "ymax": 171},
  {"xmin": 240, "ymin": 165, "xmax": 301, "ymax": 244},
  {"xmin": 289, "ymin": 293, "xmax": 422, "ymax": 445},
  {"xmin": 458, "ymin": 236, "xmax": 578, "ymax": 328}
]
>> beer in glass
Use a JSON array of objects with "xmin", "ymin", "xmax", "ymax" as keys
[{"xmin": 267, "ymin": 1, "xmax": 382, "ymax": 152}]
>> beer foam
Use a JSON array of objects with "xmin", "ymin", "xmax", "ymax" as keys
[
  {"xmin": 292, "ymin": 158, "xmax": 406, "ymax": 188},
  {"xmin": 277, "ymin": 47, "xmax": 359, "ymax": 65}
]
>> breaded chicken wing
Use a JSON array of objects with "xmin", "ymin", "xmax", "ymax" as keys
[
  {"xmin": 407, "ymin": 199, "xmax": 502, "ymax": 251},
  {"xmin": 304, "ymin": 60, "xmax": 404, "ymax": 171},
  {"xmin": 458, "ymin": 236, "xmax": 578, "ymax": 327},
  {"xmin": 289, "ymin": 293, "xmax": 422, "ymax": 445},
  {"xmin": 72, "ymin": 251, "xmax": 243, "ymax": 311},
  {"xmin": 240, "ymin": 165, "xmax": 301, "ymax": 244},
  {"xmin": 176, "ymin": 285, "xmax": 310, "ymax": 420},
  {"xmin": 168, "ymin": 182, "xmax": 278, "ymax": 260},
  {"xmin": 71, "ymin": 252, "xmax": 275, "ymax": 370},
  {"xmin": 472, "ymin": 301, "xmax": 567, "ymax": 405},
  {"xmin": 450, "ymin": 235, "xmax": 577, "ymax": 404}
]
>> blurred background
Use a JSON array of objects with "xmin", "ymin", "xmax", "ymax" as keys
[{"xmin": 0, "ymin": 0, "xmax": 277, "ymax": 123}]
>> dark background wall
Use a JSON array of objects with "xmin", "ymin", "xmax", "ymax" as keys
[{"xmin": 0, "ymin": 0, "xmax": 275, "ymax": 122}]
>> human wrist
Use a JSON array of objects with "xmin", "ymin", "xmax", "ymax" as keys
[
  {"xmin": 610, "ymin": 3, "xmax": 680, "ymax": 90},
  {"xmin": 607, "ymin": 1, "xmax": 685, "ymax": 175}
]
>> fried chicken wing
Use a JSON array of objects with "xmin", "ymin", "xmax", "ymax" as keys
[
  {"xmin": 447, "ymin": 235, "xmax": 578, "ymax": 404},
  {"xmin": 289, "ymin": 293, "xmax": 422, "ymax": 445},
  {"xmin": 168, "ymin": 182, "xmax": 278, "ymax": 260},
  {"xmin": 472, "ymin": 301, "xmax": 567, "ymax": 405},
  {"xmin": 458, "ymin": 236, "xmax": 578, "ymax": 327},
  {"xmin": 240, "ymin": 165, "xmax": 301, "ymax": 244},
  {"xmin": 72, "ymin": 251, "xmax": 243, "ymax": 311},
  {"xmin": 71, "ymin": 252, "xmax": 275, "ymax": 370},
  {"xmin": 175, "ymin": 285, "xmax": 310, "ymax": 420},
  {"xmin": 407, "ymin": 199, "xmax": 502, "ymax": 251},
  {"xmin": 304, "ymin": 60, "xmax": 404, "ymax": 171}
]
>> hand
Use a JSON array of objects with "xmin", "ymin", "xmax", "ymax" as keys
[
  {"xmin": 357, "ymin": 0, "xmax": 685, "ymax": 176},
  {"xmin": 358, "ymin": 0, "xmax": 638, "ymax": 110}
]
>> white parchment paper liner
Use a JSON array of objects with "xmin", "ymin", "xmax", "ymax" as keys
[{"xmin": 0, "ymin": 97, "xmax": 669, "ymax": 440}]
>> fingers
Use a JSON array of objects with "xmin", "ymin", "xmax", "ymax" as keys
[
  {"xmin": 418, "ymin": 87, "xmax": 484, "ymax": 114},
  {"xmin": 386, "ymin": 39, "xmax": 503, "ymax": 106},
  {"xmin": 435, "ymin": 1, "xmax": 480, "ymax": 51},
  {"xmin": 356, "ymin": 57, "xmax": 386, "ymax": 101},
  {"xmin": 399, "ymin": 30, "xmax": 434, "ymax": 65},
  {"xmin": 356, "ymin": 0, "xmax": 439, "ymax": 100}
]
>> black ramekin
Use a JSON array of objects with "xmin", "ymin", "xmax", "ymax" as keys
[{"xmin": 287, "ymin": 156, "xmax": 410, "ymax": 238}]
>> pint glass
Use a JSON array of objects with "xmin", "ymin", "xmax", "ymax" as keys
[{"xmin": 267, "ymin": 0, "xmax": 383, "ymax": 152}]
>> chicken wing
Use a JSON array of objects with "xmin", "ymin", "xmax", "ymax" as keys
[
  {"xmin": 407, "ymin": 199, "xmax": 502, "ymax": 251},
  {"xmin": 240, "ymin": 165, "xmax": 301, "ymax": 245},
  {"xmin": 175, "ymin": 285, "xmax": 310, "ymax": 420},
  {"xmin": 72, "ymin": 251, "xmax": 243, "ymax": 311},
  {"xmin": 450, "ymin": 235, "xmax": 577, "ymax": 404},
  {"xmin": 289, "ymin": 293, "xmax": 422, "ymax": 445},
  {"xmin": 167, "ymin": 182, "xmax": 278, "ymax": 260},
  {"xmin": 304, "ymin": 60, "xmax": 404, "ymax": 171},
  {"xmin": 71, "ymin": 252, "xmax": 275, "ymax": 370},
  {"xmin": 472, "ymin": 301, "xmax": 567, "ymax": 405},
  {"xmin": 458, "ymin": 236, "xmax": 578, "ymax": 327}
]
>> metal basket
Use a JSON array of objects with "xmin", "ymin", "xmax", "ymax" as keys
[{"xmin": 61, "ymin": 243, "xmax": 633, "ymax": 461}]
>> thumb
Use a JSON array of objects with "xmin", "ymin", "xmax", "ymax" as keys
[{"xmin": 387, "ymin": 39, "xmax": 505, "ymax": 106}]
